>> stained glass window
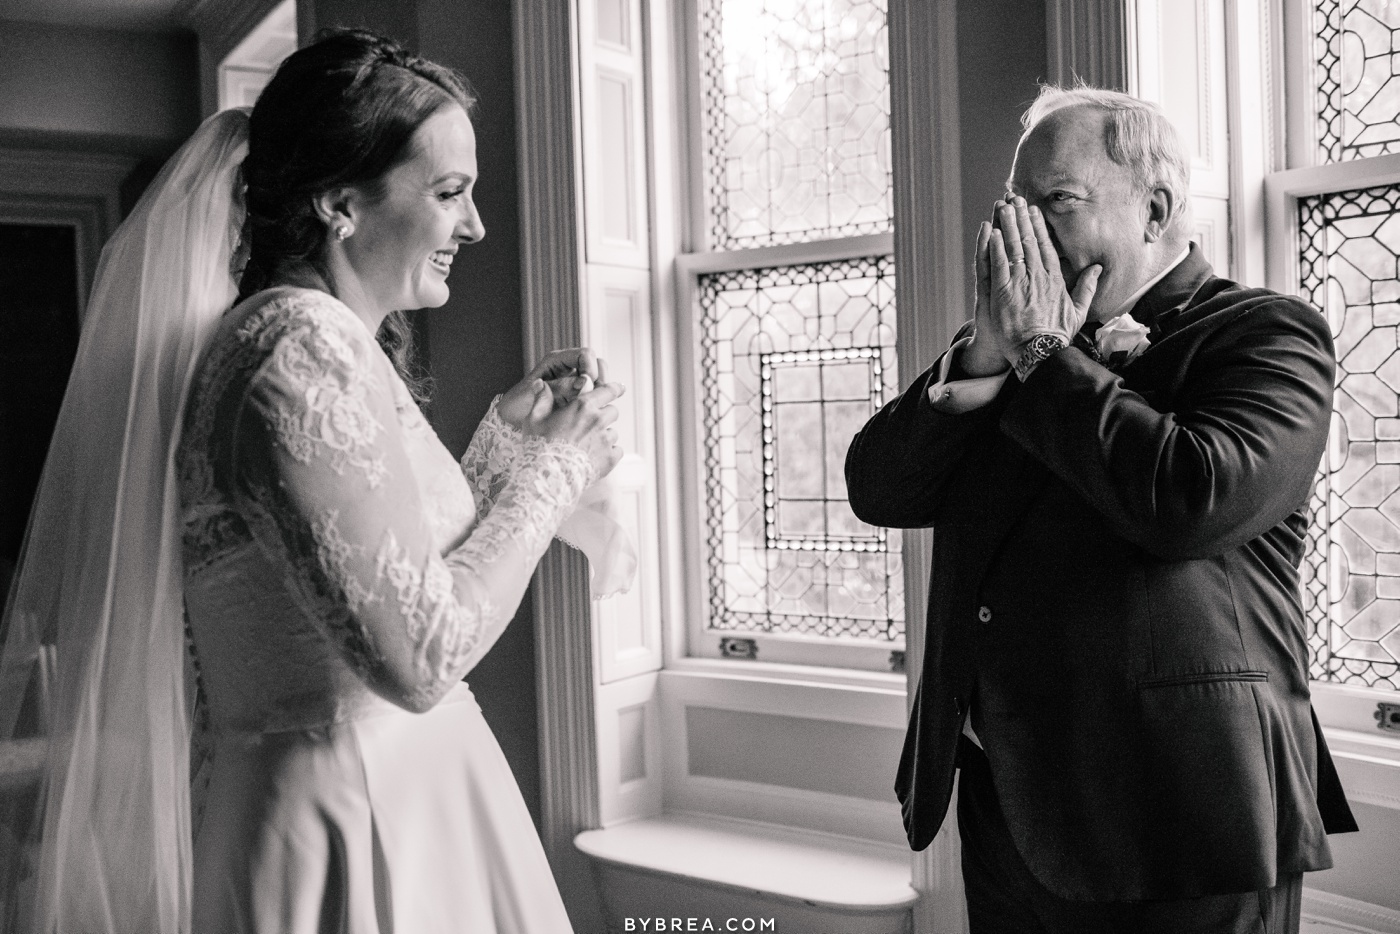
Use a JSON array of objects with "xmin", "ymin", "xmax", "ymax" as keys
[
  {"xmin": 1315, "ymin": 0, "xmax": 1400, "ymax": 163},
  {"xmin": 699, "ymin": 0, "xmax": 893, "ymax": 249},
  {"xmin": 698, "ymin": 256, "xmax": 902, "ymax": 641},
  {"xmin": 1299, "ymin": 184, "xmax": 1400, "ymax": 689}
]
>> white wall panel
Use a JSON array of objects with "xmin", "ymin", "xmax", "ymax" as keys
[
  {"xmin": 658, "ymin": 669, "xmax": 907, "ymax": 845},
  {"xmin": 596, "ymin": 672, "xmax": 663, "ymax": 826},
  {"xmin": 587, "ymin": 265, "xmax": 664, "ymax": 683},
  {"xmin": 1136, "ymin": 0, "xmax": 1233, "ymax": 275},
  {"xmin": 578, "ymin": 0, "xmax": 650, "ymax": 267}
]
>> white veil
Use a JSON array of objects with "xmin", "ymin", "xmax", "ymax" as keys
[{"xmin": 0, "ymin": 108, "xmax": 249, "ymax": 933}]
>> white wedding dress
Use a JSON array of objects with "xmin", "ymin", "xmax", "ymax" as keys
[{"xmin": 176, "ymin": 285, "xmax": 582, "ymax": 933}]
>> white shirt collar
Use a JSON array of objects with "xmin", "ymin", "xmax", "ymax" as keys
[{"xmin": 1111, "ymin": 245, "xmax": 1192, "ymax": 320}]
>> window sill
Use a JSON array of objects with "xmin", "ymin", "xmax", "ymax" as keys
[
  {"xmin": 1312, "ymin": 681, "xmax": 1400, "ymax": 811},
  {"xmin": 1322, "ymin": 726, "xmax": 1400, "ymax": 812},
  {"xmin": 574, "ymin": 811, "xmax": 917, "ymax": 913},
  {"xmin": 664, "ymin": 654, "xmax": 908, "ymax": 696}
]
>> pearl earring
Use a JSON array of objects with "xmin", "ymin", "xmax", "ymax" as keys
[{"xmin": 335, "ymin": 225, "xmax": 352, "ymax": 241}]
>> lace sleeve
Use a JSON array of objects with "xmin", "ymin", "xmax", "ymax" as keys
[
  {"xmin": 460, "ymin": 395, "xmax": 525, "ymax": 519},
  {"xmin": 243, "ymin": 301, "xmax": 594, "ymax": 711}
]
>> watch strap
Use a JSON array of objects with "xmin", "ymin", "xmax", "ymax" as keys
[{"xmin": 1013, "ymin": 333, "xmax": 1067, "ymax": 381}]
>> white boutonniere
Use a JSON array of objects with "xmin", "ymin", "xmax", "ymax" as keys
[{"xmin": 1094, "ymin": 312, "xmax": 1152, "ymax": 369}]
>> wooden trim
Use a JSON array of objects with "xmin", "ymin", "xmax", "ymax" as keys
[
  {"xmin": 1047, "ymin": 0, "xmax": 1134, "ymax": 91},
  {"xmin": 0, "ymin": 147, "xmax": 136, "ymax": 315},
  {"xmin": 514, "ymin": 1, "xmax": 606, "ymax": 930},
  {"xmin": 888, "ymin": 1, "xmax": 968, "ymax": 930},
  {"xmin": 1280, "ymin": 0, "xmax": 1315, "ymax": 170},
  {"xmin": 1262, "ymin": 153, "xmax": 1400, "ymax": 294},
  {"xmin": 175, "ymin": 0, "xmax": 285, "ymax": 115},
  {"xmin": 1301, "ymin": 887, "xmax": 1400, "ymax": 933},
  {"xmin": 176, "ymin": 0, "xmax": 286, "ymax": 61},
  {"xmin": 1225, "ymin": 0, "xmax": 1275, "ymax": 286},
  {"xmin": 675, "ymin": 232, "xmax": 895, "ymax": 275}
]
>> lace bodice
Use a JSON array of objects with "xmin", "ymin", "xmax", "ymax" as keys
[{"xmin": 176, "ymin": 287, "xmax": 593, "ymax": 731}]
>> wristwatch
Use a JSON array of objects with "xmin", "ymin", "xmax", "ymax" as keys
[{"xmin": 1013, "ymin": 333, "xmax": 1067, "ymax": 381}]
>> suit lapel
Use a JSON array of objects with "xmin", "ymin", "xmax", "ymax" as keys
[{"xmin": 1125, "ymin": 243, "xmax": 1216, "ymax": 342}]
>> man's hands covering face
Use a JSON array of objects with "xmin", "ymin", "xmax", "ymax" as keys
[{"xmin": 963, "ymin": 196, "xmax": 1102, "ymax": 376}]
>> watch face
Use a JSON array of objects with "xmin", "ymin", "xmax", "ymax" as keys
[{"xmin": 1030, "ymin": 334, "xmax": 1063, "ymax": 357}]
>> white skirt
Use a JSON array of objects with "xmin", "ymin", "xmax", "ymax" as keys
[{"xmin": 192, "ymin": 685, "xmax": 572, "ymax": 933}]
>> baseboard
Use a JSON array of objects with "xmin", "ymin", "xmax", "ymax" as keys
[{"xmin": 1303, "ymin": 888, "xmax": 1400, "ymax": 934}]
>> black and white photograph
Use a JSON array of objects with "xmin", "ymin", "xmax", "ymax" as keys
[{"xmin": 0, "ymin": 1, "xmax": 1398, "ymax": 932}]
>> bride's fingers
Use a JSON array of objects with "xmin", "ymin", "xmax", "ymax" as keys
[
  {"xmin": 530, "ymin": 347, "xmax": 600, "ymax": 383},
  {"xmin": 528, "ymin": 379, "xmax": 553, "ymax": 421},
  {"xmin": 546, "ymin": 376, "xmax": 580, "ymax": 406},
  {"xmin": 575, "ymin": 348, "xmax": 599, "ymax": 382},
  {"xmin": 580, "ymin": 381, "xmax": 626, "ymax": 412}
]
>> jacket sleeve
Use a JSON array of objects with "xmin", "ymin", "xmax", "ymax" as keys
[
  {"xmin": 846, "ymin": 323, "xmax": 1008, "ymax": 529},
  {"xmin": 1000, "ymin": 298, "xmax": 1335, "ymax": 560}
]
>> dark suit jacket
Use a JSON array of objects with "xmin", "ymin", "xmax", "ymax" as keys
[{"xmin": 846, "ymin": 245, "xmax": 1357, "ymax": 902}]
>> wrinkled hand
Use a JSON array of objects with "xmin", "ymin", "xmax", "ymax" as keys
[
  {"xmin": 988, "ymin": 197, "xmax": 1100, "ymax": 366},
  {"xmin": 960, "ymin": 220, "xmax": 1013, "ymax": 377},
  {"xmin": 498, "ymin": 347, "xmax": 602, "ymax": 429},
  {"xmin": 522, "ymin": 376, "xmax": 626, "ymax": 481}
]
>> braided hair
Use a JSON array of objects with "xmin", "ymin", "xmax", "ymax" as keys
[{"xmin": 238, "ymin": 29, "xmax": 476, "ymax": 404}]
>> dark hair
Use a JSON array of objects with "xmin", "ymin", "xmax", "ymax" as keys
[{"xmin": 238, "ymin": 29, "xmax": 475, "ymax": 404}]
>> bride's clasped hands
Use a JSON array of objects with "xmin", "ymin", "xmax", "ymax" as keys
[{"xmin": 497, "ymin": 347, "xmax": 627, "ymax": 481}]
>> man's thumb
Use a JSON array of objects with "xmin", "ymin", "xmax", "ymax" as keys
[{"xmin": 1072, "ymin": 264, "xmax": 1103, "ymax": 314}]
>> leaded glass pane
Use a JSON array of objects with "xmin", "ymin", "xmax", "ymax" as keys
[
  {"xmin": 1315, "ymin": 0, "xmax": 1400, "ymax": 163},
  {"xmin": 698, "ymin": 256, "xmax": 902, "ymax": 641},
  {"xmin": 699, "ymin": 0, "xmax": 893, "ymax": 249},
  {"xmin": 1299, "ymin": 184, "xmax": 1400, "ymax": 689}
]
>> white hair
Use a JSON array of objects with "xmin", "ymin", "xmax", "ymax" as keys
[{"xmin": 1017, "ymin": 84, "xmax": 1192, "ymax": 232}]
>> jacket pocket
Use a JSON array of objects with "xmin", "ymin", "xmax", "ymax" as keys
[
  {"xmin": 1132, "ymin": 676, "xmax": 1277, "ymax": 894},
  {"xmin": 1138, "ymin": 669, "xmax": 1268, "ymax": 689}
]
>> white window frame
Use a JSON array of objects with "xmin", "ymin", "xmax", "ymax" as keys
[
  {"xmin": 668, "ymin": 0, "xmax": 910, "ymax": 675},
  {"xmin": 1257, "ymin": 0, "xmax": 1400, "ymax": 807},
  {"xmin": 649, "ymin": 2, "xmax": 967, "ymax": 925},
  {"xmin": 216, "ymin": 0, "xmax": 297, "ymax": 112}
]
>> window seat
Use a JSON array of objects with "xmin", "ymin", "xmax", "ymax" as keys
[{"xmin": 575, "ymin": 812, "xmax": 917, "ymax": 932}]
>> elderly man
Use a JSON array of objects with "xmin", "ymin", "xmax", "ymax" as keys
[{"xmin": 846, "ymin": 86, "xmax": 1357, "ymax": 932}]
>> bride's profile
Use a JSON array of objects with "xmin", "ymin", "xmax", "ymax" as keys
[{"xmin": 0, "ymin": 28, "xmax": 622, "ymax": 933}]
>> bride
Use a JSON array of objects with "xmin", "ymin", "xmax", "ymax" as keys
[{"xmin": 0, "ymin": 29, "xmax": 619, "ymax": 933}]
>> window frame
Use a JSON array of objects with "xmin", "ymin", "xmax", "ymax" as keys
[
  {"xmin": 1259, "ymin": 0, "xmax": 1400, "ymax": 798},
  {"xmin": 669, "ymin": 0, "xmax": 910, "ymax": 675},
  {"xmin": 633, "ymin": 0, "xmax": 963, "ymax": 863}
]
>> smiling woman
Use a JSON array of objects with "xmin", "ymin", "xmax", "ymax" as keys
[
  {"xmin": 0, "ymin": 27, "xmax": 624, "ymax": 934},
  {"xmin": 237, "ymin": 31, "xmax": 483, "ymax": 403},
  {"xmin": 319, "ymin": 105, "xmax": 484, "ymax": 324}
]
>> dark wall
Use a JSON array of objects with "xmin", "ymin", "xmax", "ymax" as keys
[
  {"xmin": 298, "ymin": 0, "xmax": 417, "ymax": 45},
  {"xmin": 0, "ymin": 20, "xmax": 199, "ymax": 158},
  {"xmin": 300, "ymin": 0, "xmax": 540, "ymax": 827},
  {"xmin": 957, "ymin": 0, "xmax": 1049, "ymax": 315},
  {"xmin": 415, "ymin": 0, "xmax": 540, "ymax": 831}
]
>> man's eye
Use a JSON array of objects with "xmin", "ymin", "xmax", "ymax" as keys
[{"xmin": 439, "ymin": 188, "xmax": 466, "ymax": 201}]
